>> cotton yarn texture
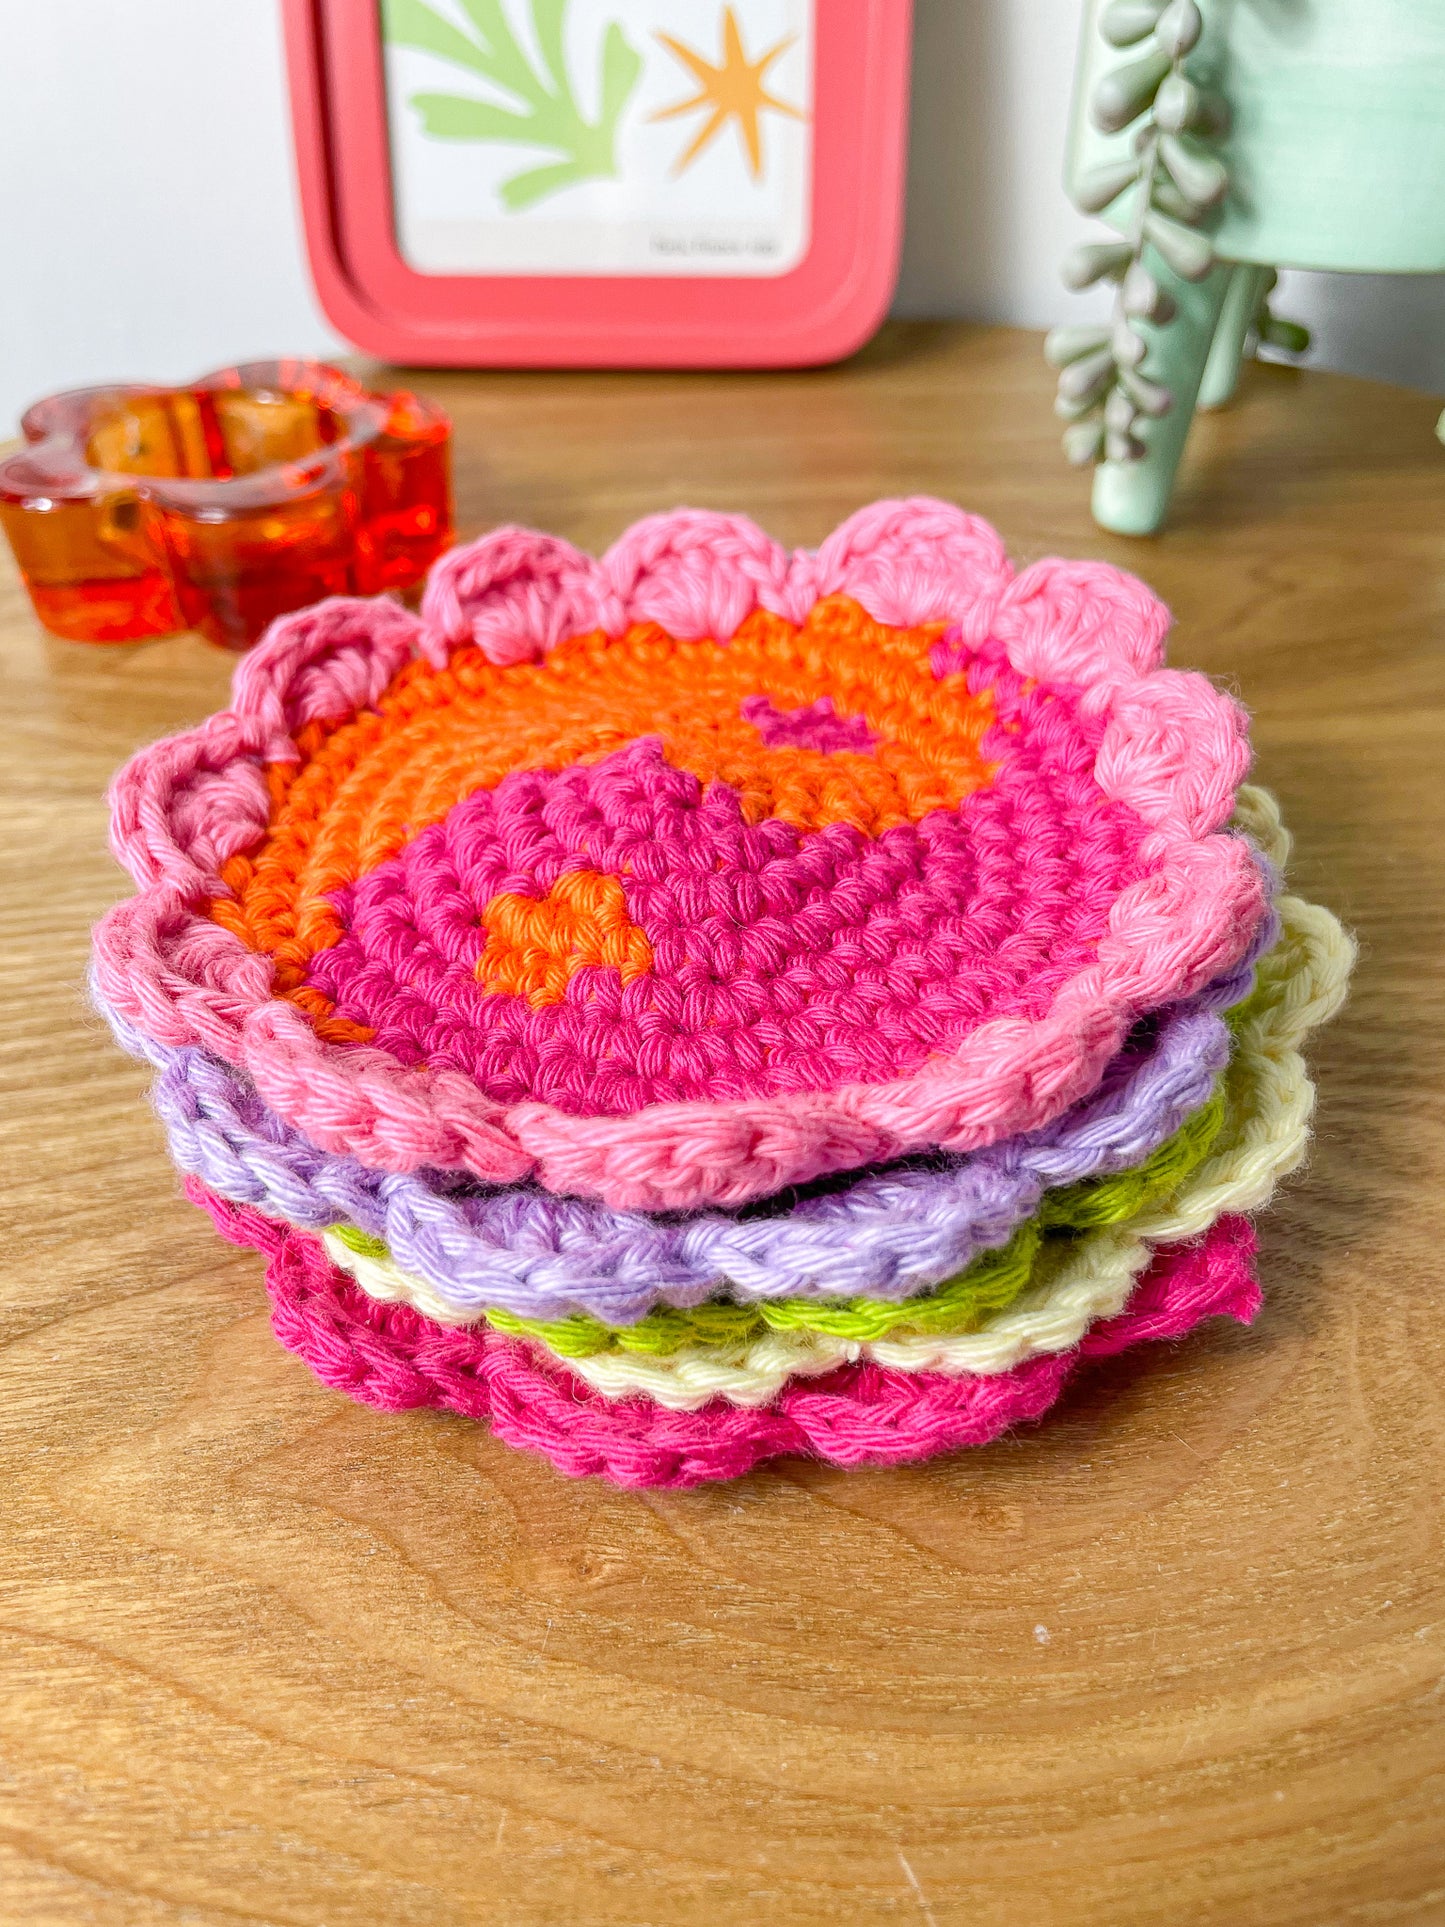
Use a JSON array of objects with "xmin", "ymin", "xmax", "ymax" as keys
[{"xmin": 96, "ymin": 499, "xmax": 1352, "ymax": 1487}]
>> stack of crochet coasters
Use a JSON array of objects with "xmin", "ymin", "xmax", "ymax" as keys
[{"xmin": 93, "ymin": 500, "xmax": 1352, "ymax": 1489}]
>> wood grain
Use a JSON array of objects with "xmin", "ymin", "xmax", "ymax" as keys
[{"xmin": 1, "ymin": 325, "xmax": 1442, "ymax": 1927}]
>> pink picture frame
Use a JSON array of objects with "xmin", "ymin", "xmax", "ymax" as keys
[{"xmin": 281, "ymin": 0, "xmax": 912, "ymax": 367}]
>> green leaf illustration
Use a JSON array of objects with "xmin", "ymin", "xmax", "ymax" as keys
[
  {"xmin": 409, "ymin": 93, "xmax": 537, "ymax": 144},
  {"xmin": 382, "ymin": 0, "xmax": 641, "ymax": 211},
  {"xmin": 385, "ymin": 0, "xmax": 496, "ymax": 80},
  {"xmin": 599, "ymin": 20, "xmax": 643, "ymax": 121}
]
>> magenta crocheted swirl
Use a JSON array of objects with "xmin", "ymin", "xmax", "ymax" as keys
[
  {"xmin": 193, "ymin": 1185, "xmax": 1260, "ymax": 1488},
  {"xmin": 95, "ymin": 499, "xmax": 1264, "ymax": 1210}
]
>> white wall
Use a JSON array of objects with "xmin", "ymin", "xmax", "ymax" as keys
[
  {"xmin": 3, "ymin": 0, "xmax": 1443, "ymax": 434},
  {"xmin": 0, "ymin": 2, "xmax": 343, "ymax": 433}
]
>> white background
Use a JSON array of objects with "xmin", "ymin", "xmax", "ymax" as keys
[{"xmin": 2, "ymin": 0, "xmax": 1443, "ymax": 433}]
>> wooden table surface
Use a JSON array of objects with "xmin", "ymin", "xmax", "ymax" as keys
[{"xmin": 1, "ymin": 326, "xmax": 1442, "ymax": 1927}]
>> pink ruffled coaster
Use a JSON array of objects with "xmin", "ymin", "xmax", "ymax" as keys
[
  {"xmin": 192, "ymin": 1183, "xmax": 1260, "ymax": 1490},
  {"xmin": 96, "ymin": 499, "xmax": 1264, "ymax": 1210}
]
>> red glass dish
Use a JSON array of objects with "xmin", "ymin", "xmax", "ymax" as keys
[{"xmin": 0, "ymin": 360, "xmax": 452, "ymax": 649}]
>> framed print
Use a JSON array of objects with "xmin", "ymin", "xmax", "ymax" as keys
[{"xmin": 282, "ymin": 0, "xmax": 912, "ymax": 364}]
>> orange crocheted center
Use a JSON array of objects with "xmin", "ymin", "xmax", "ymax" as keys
[
  {"xmin": 209, "ymin": 596, "xmax": 999, "ymax": 1038},
  {"xmin": 478, "ymin": 869, "xmax": 654, "ymax": 1010}
]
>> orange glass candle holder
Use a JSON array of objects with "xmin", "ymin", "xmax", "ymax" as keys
[{"xmin": 0, "ymin": 359, "xmax": 452, "ymax": 649}]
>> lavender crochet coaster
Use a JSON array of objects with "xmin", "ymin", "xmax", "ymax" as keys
[{"xmin": 100, "ymin": 896, "xmax": 1274, "ymax": 1326}]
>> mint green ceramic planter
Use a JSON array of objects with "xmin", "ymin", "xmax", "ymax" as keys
[{"xmin": 1066, "ymin": 0, "xmax": 1445, "ymax": 535}]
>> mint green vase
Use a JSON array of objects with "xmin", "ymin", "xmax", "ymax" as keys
[{"xmin": 1065, "ymin": 0, "xmax": 1445, "ymax": 534}]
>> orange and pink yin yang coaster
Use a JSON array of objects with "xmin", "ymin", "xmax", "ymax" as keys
[{"xmin": 94, "ymin": 499, "xmax": 1265, "ymax": 1212}]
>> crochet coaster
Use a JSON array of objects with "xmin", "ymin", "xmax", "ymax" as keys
[
  {"xmin": 94, "ymin": 499, "xmax": 1266, "ymax": 1210},
  {"xmin": 102, "ymin": 786, "xmax": 1281, "ymax": 1326},
  {"xmin": 327, "ymin": 1082, "xmax": 1225, "ymax": 1352},
  {"xmin": 315, "ymin": 883, "xmax": 1348, "ymax": 1411},
  {"xmin": 194, "ymin": 1185, "xmax": 1260, "ymax": 1488},
  {"xmin": 107, "ymin": 952, "xmax": 1237, "ymax": 1321}
]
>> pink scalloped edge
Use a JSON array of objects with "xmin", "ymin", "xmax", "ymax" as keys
[
  {"xmin": 94, "ymin": 498, "xmax": 1264, "ymax": 1209},
  {"xmin": 192, "ymin": 1184, "xmax": 1262, "ymax": 1490}
]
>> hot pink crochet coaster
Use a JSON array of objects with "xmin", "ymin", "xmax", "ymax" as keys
[
  {"xmin": 97, "ymin": 499, "xmax": 1263, "ymax": 1209},
  {"xmin": 192, "ymin": 1183, "xmax": 1260, "ymax": 1490}
]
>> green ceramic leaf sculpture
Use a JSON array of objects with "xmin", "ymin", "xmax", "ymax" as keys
[{"xmin": 383, "ymin": 0, "xmax": 642, "ymax": 211}]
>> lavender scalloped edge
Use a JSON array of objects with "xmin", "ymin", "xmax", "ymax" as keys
[{"xmin": 96, "ymin": 883, "xmax": 1277, "ymax": 1326}]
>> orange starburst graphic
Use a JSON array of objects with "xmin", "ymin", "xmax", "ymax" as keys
[{"xmin": 652, "ymin": 7, "xmax": 806, "ymax": 181}]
